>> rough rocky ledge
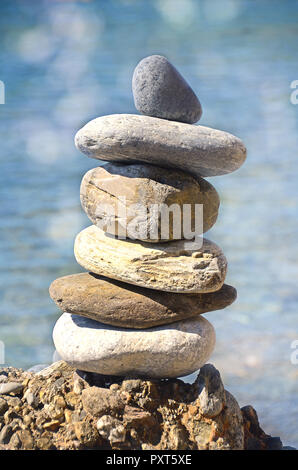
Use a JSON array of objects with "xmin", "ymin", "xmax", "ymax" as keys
[{"xmin": 0, "ymin": 361, "xmax": 286, "ymax": 450}]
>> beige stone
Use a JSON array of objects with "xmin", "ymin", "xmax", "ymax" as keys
[
  {"xmin": 74, "ymin": 225, "xmax": 227, "ymax": 293},
  {"xmin": 80, "ymin": 163, "xmax": 219, "ymax": 242}
]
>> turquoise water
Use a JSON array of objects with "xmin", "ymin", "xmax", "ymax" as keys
[{"xmin": 1, "ymin": 0, "xmax": 298, "ymax": 446}]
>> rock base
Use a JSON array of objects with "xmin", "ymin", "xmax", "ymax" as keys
[{"xmin": 0, "ymin": 361, "xmax": 285, "ymax": 450}]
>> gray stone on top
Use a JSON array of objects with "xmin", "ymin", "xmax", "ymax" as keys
[{"xmin": 132, "ymin": 55, "xmax": 202, "ymax": 124}]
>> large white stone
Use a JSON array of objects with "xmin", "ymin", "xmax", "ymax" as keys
[
  {"xmin": 80, "ymin": 162, "xmax": 219, "ymax": 242},
  {"xmin": 53, "ymin": 313, "xmax": 216, "ymax": 378}
]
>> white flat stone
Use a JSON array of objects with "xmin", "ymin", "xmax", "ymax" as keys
[{"xmin": 53, "ymin": 313, "xmax": 216, "ymax": 378}]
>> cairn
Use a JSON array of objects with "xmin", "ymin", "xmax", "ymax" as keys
[{"xmin": 50, "ymin": 55, "xmax": 246, "ymax": 379}]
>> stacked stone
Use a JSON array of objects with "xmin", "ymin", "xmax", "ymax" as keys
[{"xmin": 50, "ymin": 55, "xmax": 246, "ymax": 379}]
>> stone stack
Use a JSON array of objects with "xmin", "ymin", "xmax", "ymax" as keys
[{"xmin": 50, "ymin": 55, "xmax": 246, "ymax": 379}]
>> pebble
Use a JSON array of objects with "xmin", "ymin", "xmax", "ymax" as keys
[
  {"xmin": 132, "ymin": 55, "xmax": 202, "ymax": 124},
  {"xmin": 23, "ymin": 389, "xmax": 38, "ymax": 408},
  {"xmin": 50, "ymin": 273, "xmax": 236, "ymax": 328},
  {"xmin": 195, "ymin": 364, "xmax": 225, "ymax": 418},
  {"xmin": 0, "ymin": 398, "xmax": 8, "ymax": 416},
  {"xmin": 81, "ymin": 386, "xmax": 124, "ymax": 417},
  {"xmin": 80, "ymin": 163, "xmax": 219, "ymax": 241},
  {"xmin": 0, "ymin": 424, "xmax": 13, "ymax": 445},
  {"xmin": 53, "ymin": 313, "xmax": 216, "ymax": 378},
  {"xmin": 75, "ymin": 114, "xmax": 246, "ymax": 178},
  {"xmin": 97, "ymin": 415, "xmax": 126, "ymax": 444},
  {"xmin": 0, "ymin": 382, "xmax": 24, "ymax": 395},
  {"xmin": 74, "ymin": 225, "xmax": 227, "ymax": 293}
]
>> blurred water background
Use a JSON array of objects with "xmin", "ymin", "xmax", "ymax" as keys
[{"xmin": 0, "ymin": 0, "xmax": 298, "ymax": 447}]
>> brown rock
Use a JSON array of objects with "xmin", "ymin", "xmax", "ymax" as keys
[
  {"xmin": 35, "ymin": 434, "xmax": 54, "ymax": 450},
  {"xmin": 50, "ymin": 273, "xmax": 236, "ymax": 328},
  {"xmin": 80, "ymin": 163, "xmax": 219, "ymax": 242},
  {"xmin": 18, "ymin": 429, "xmax": 34, "ymax": 450},
  {"xmin": 123, "ymin": 405, "xmax": 160, "ymax": 444},
  {"xmin": 9, "ymin": 432, "xmax": 22, "ymax": 449},
  {"xmin": 82, "ymin": 387, "xmax": 124, "ymax": 418},
  {"xmin": 241, "ymin": 405, "xmax": 283, "ymax": 450},
  {"xmin": 0, "ymin": 398, "xmax": 8, "ymax": 416},
  {"xmin": 0, "ymin": 424, "xmax": 13, "ymax": 445},
  {"xmin": 73, "ymin": 421, "xmax": 100, "ymax": 447},
  {"xmin": 43, "ymin": 420, "xmax": 60, "ymax": 432},
  {"xmin": 123, "ymin": 405, "xmax": 154, "ymax": 426}
]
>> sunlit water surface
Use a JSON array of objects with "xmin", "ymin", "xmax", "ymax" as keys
[{"xmin": 1, "ymin": 0, "xmax": 298, "ymax": 447}]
